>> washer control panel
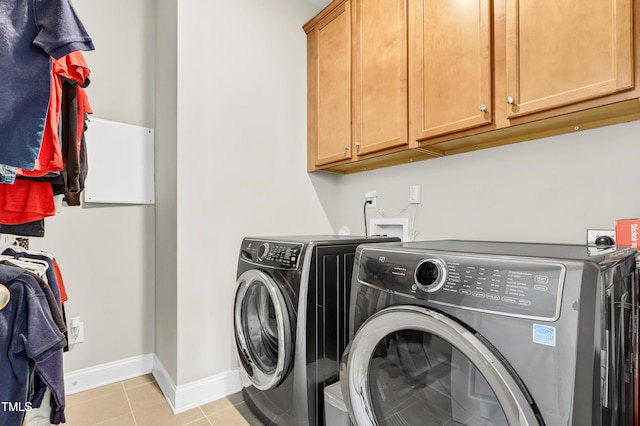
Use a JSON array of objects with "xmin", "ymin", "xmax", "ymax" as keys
[
  {"xmin": 358, "ymin": 247, "xmax": 566, "ymax": 320},
  {"xmin": 241, "ymin": 239, "xmax": 303, "ymax": 269}
]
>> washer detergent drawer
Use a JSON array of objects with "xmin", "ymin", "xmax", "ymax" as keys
[
  {"xmin": 341, "ymin": 306, "xmax": 542, "ymax": 426},
  {"xmin": 234, "ymin": 269, "xmax": 293, "ymax": 390}
]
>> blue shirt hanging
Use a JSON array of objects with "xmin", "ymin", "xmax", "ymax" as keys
[
  {"xmin": 0, "ymin": 263, "xmax": 67, "ymax": 426},
  {"xmin": 0, "ymin": 0, "xmax": 94, "ymax": 170}
]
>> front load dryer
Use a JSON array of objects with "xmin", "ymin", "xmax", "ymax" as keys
[
  {"xmin": 234, "ymin": 235, "xmax": 399, "ymax": 425},
  {"xmin": 340, "ymin": 240, "xmax": 638, "ymax": 425}
]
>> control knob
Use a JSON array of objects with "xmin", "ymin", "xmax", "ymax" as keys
[
  {"xmin": 414, "ymin": 258, "xmax": 447, "ymax": 293},
  {"xmin": 257, "ymin": 243, "xmax": 270, "ymax": 261}
]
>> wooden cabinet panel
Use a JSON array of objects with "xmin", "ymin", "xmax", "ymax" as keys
[
  {"xmin": 410, "ymin": 0, "xmax": 492, "ymax": 141},
  {"xmin": 352, "ymin": 0, "xmax": 408, "ymax": 156},
  {"xmin": 505, "ymin": 0, "xmax": 634, "ymax": 118},
  {"xmin": 307, "ymin": 1, "xmax": 352, "ymax": 167}
]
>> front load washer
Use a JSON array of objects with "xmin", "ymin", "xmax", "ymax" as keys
[
  {"xmin": 234, "ymin": 235, "xmax": 399, "ymax": 425},
  {"xmin": 340, "ymin": 240, "xmax": 638, "ymax": 425}
]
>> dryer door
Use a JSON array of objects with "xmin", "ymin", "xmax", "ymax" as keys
[
  {"xmin": 342, "ymin": 305, "xmax": 541, "ymax": 426},
  {"xmin": 234, "ymin": 269, "xmax": 293, "ymax": 390}
]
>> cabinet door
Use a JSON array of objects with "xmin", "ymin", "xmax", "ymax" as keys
[
  {"xmin": 352, "ymin": 0, "xmax": 408, "ymax": 156},
  {"xmin": 505, "ymin": 0, "xmax": 634, "ymax": 118},
  {"xmin": 410, "ymin": 0, "xmax": 492, "ymax": 142},
  {"xmin": 308, "ymin": 1, "xmax": 352, "ymax": 167}
]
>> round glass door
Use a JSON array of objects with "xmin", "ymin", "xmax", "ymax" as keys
[
  {"xmin": 234, "ymin": 270, "xmax": 292, "ymax": 390},
  {"xmin": 342, "ymin": 306, "xmax": 540, "ymax": 426}
]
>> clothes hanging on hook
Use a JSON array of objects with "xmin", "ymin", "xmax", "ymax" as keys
[
  {"xmin": 0, "ymin": 264, "xmax": 66, "ymax": 426},
  {"xmin": 0, "ymin": 1, "xmax": 94, "ymax": 234},
  {"xmin": 0, "ymin": 1, "xmax": 91, "ymax": 423},
  {"xmin": 0, "ymin": 0, "xmax": 94, "ymax": 170},
  {"xmin": 0, "ymin": 247, "xmax": 70, "ymax": 426},
  {"xmin": 18, "ymin": 51, "xmax": 91, "ymax": 179},
  {"xmin": 2, "ymin": 247, "xmax": 67, "ymax": 304},
  {"xmin": 1, "ymin": 50, "xmax": 94, "ymax": 226},
  {"xmin": 0, "ymin": 262, "xmax": 62, "ymax": 331},
  {"xmin": 19, "ymin": 268, "xmax": 67, "ymax": 425}
]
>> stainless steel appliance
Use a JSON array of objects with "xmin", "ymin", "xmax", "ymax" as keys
[
  {"xmin": 234, "ymin": 235, "xmax": 399, "ymax": 425},
  {"xmin": 340, "ymin": 240, "xmax": 638, "ymax": 425}
]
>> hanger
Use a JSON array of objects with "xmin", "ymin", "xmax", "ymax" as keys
[
  {"xmin": 16, "ymin": 258, "xmax": 49, "ymax": 277},
  {"xmin": 0, "ymin": 284, "xmax": 9, "ymax": 310},
  {"xmin": 2, "ymin": 245, "xmax": 54, "ymax": 259},
  {"xmin": 0, "ymin": 251, "xmax": 52, "ymax": 277},
  {"xmin": 8, "ymin": 256, "xmax": 49, "ymax": 270},
  {"xmin": 0, "ymin": 234, "xmax": 16, "ymax": 254},
  {"xmin": 0, "ymin": 257, "xmax": 48, "ymax": 277}
]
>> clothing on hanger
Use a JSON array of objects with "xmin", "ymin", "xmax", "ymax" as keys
[
  {"xmin": 2, "ymin": 247, "xmax": 70, "ymax": 424},
  {"xmin": 2, "ymin": 248, "xmax": 65, "ymax": 302},
  {"xmin": 0, "ymin": 180, "xmax": 56, "ymax": 225},
  {"xmin": 0, "ymin": 257, "xmax": 48, "ymax": 276},
  {"xmin": 0, "ymin": 2, "xmax": 92, "ymax": 424},
  {"xmin": 1, "ymin": 4, "xmax": 94, "ymax": 230},
  {"xmin": 18, "ymin": 51, "xmax": 91, "ymax": 179},
  {"xmin": 21, "ymin": 270, "xmax": 67, "ymax": 424},
  {"xmin": 0, "ymin": 0, "xmax": 94, "ymax": 170},
  {"xmin": 4, "ymin": 245, "xmax": 54, "ymax": 259},
  {"xmin": 0, "ymin": 263, "xmax": 66, "ymax": 426}
]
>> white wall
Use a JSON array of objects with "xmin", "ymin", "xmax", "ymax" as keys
[
  {"xmin": 174, "ymin": 0, "xmax": 332, "ymax": 385},
  {"xmin": 154, "ymin": 0, "xmax": 179, "ymax": 384},
  {"xmin": 316, "ymin": 120, "xmax": 640, "ymax": 245}
]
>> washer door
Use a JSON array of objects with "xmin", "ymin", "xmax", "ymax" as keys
[
  {"xmin": 234, "ymin": 270, "xmax": 293, "ymax": 390},
  {"xmin": 342, "ymin": 305, "xmax": 541, "ymax": 426}
]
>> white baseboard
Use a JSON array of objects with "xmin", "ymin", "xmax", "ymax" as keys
[
  {"xmin": 152, "ymin": 354, "xmax": 247, "ymax": 413},
  {"xmin": 150, "ymin": 354, "xmax": 178, "ymax": 409},
  {"xmin": 64, "ymin": 353, "xmax": 247, "ymax": 414},
  {"xmin": 64, "ymin": 354, "xmax": 154, "ymax": 395}
]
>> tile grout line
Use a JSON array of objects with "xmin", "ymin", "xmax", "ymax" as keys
[
  {"xmin": 201, "ymin": 406, "xmax": 214, "ymax": 426},
  {"xmin": 181, "ymin": 407, "xmax": 213, "ymax": 426},
  {"xmin": 121, "ymin": 380, "xmax": 138, "ymax": 426},
  {"xmin": 202, "ymin": 406, "xmax": 214, "ymax": 426}
]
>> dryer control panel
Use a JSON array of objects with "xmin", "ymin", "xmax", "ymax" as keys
[
  {"xmin": 357, "ymin": 247, "xmax": 566, "ymax": 320},
  {"xmin": 240, "ymin": 239, "xmax": 303, "ymax": 269}
]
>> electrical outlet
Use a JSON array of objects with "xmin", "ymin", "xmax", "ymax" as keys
[
  {"xmin": 69, "ymin": 317, "xmax": 85, "ymax": 344},
  {"xmin": 365, "ymin": 190, "xmax": 377, "ymax": 207},
  {"xmin": 586, "ymin": 229, "xmax": 615, "ymax": 246}
]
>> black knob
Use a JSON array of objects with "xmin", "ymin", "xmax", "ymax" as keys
[
  {"xmin": 414, "ymin": 258, "xmax": 447, "ymax": 293},
  {"xmin": 595, "ymin": 235, "xmax": 615, "ymax": 247},
  {"xmin": 257, "ymin": 243, "xmax": 270, "ymax": 261}
]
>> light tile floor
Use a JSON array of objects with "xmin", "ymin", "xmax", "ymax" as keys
[{"xmin": 63, "ymin": 374, "xmax": 264, "ymax": 426}]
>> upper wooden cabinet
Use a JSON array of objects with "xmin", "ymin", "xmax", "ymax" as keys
[
  {"xmin": 305, "ymin": 1, "xmax": 351, "ymax": 167},
  {"xmin": 409, "ymin": 0, "xmax": 493, "ymax": 141},
  {"xmin": 305, "ymin": 0, "xmax": 409, "ymax": 171},
  {"xmin": 504, "ymin": 0, "xmax": 634, "ymax": 118},
  {"xmin": 352, "ymin": 0, "xmax": 408, "ymax": 157},
  {"xmin": 306, "ymin": 0, "xmax": 640, "ymax": 173}
]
